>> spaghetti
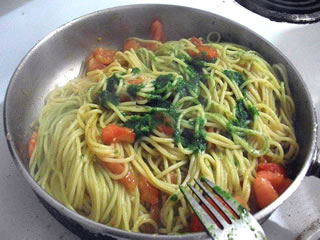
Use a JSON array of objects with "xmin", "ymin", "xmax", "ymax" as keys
[{"xmin": 29, "ymin": 34, "xmax": 298, "ymax": 234}]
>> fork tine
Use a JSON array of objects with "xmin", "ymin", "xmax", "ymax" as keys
[
  {"xmin": 179, "ymin": 185, "xmax": 221, "ymax": 238},
  {"xmin": 200, "ymin": 177, "xmax": 247, "ymax": 217},
  {"xmin": 187, "ymin": 183, "xmax": 230, "ymax": 229},
  {"xmin": 194, "ymin": 179, "xmax": 235, "ymax": 223}
]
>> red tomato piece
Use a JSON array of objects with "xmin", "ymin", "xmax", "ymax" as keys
[
  {"xmin": 150, "ymin": 204, "xmax": 160, "ymax": 222},
  {"xmin": 253, "ymin": 176, "xmax": 279, "ymax": 209},
  {"xmin": 127, "ymin": 76, "xmax": 144, "ymax": 85},
  {"xmin": 157, "ymin": 124, "xmax": 174, "ymax": 136},
  {"xmin": 142, "ymin": 42, "xmax": 159, "ymax": 51},
  {"xmin": 87, "ymin": 57, "xmax": 106, "ymax": 72},
  {"xmin": 186, "ymin": 49, "xmax": 197, "ymax": 58},
  {"xmin": 101, "ymin": 162, "xmax": 137, "ymax": 192},
  {"xmin": 149, "ymin": 19, "xmax": 165, "ymax": 42},
  {"xmin": 28, "ymin": 131, "xmax": 37, "ymax": 159},
  {"xmin": 190, "ymin": 214, "xmax": 204, "ymax": 232},
  {"xmin": 123, "ymin": 39, "xmax": 141, "ymax": 51},
  {"xmin": 196, "ymin": 45, "xmax": 217, "ymax": 60},
  {"xmin": 118, "ymin": 169, "xmax": 137, "ymax": 192},
  {"xmin": 93, "ymin": 48, "xmax": 116, "ymax": 65},
  {"xmin": 256, "ymin": 170, "xmax": 284, "ymax": 190},
  {"xmin": 275, "ymin": 177, "xmax": 292, "ymax": 195},
  {"xmin": 101, "ymin": 124, "xmax": 135, "ymax": 145},
  {"xmin": 190, "ymin": 37, "xmax": 202, "ymax": 47},
  {"xmin": 138, "ymin": 176, "xmax": 159, "ymax": 205},
  {"xmin": 257, "ymin": 163, "xmax": 286, "ymax": 176}
]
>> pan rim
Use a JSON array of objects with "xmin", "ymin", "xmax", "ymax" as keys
[{"xmin": 3, "ymin": 3, "xmax": 318, "ymax": 239}]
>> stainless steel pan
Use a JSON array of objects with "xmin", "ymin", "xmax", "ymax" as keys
[{"xmin": 3, "ymin": 4, "xmax": 319, "ymax": 240}]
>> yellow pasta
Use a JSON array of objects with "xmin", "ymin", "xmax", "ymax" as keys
[{"xmin": 29, "ymin": 35, "xmax": 298, "ymax": 234}]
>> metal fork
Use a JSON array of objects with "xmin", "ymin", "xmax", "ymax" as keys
[{"xmin": 179, "ymin": 177, "xmax": 267, "ymax": 240}]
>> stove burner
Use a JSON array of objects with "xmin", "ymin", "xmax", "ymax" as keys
[{"xmin": 235, "ymin": 0, "xmax": 320, "ymax": 24}]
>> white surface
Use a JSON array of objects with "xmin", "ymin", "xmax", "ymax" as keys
[{"xmin": 0, "ymin": 0, "xmax": 320, "ymax": 239}]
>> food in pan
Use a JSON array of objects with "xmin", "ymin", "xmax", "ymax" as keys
[{"xmin": 28, "ymin": 20, "xmax": 298, "ymax": 234}]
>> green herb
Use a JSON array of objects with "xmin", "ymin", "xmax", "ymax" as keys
[
  {"xmin": 106, "ymin": 74, "xmax": 121, "ymax": 93},
  {"xmin": 175, "ymin": 77, "xmax": 189, "ymax": 97},
  {"xmin": 178, "ymin": 66, "xmax": 201, "ymax": 99},
  {"xmin": 232, "ymin": 99, "xmax": 258, "ymax": 128},
  {"xmin": 174, "ymin": 117, "xmax": 207, "ymax": 153},
  {"xmin": 188, "ymin": 58, "xmax": 216, "ymax": 72},
  {"xmin": 127, "ymin": 84, "xmax": 144, "ymax": 98},
  {"xmin": 96, "ymin": 90, "xmax": 120, "ymax": 107},
  {"xmin": 176, "ymin": 53, "xmax": 192, "ymax": 62},
  {"xmin": 169, "ymin": 194, "xmax": 178, "ymax": 201},
  {"xmin": 234, "ymin": 158, "xmax": 239, "ymax": 167},
  {"xmin": 124, "ymin": 114, "xmax": 155, "ymax": 139},
  {"xmin": 153, "ymin": 74, "xmax": 174, "ymax": 94},
  {"xmin": 223, "ymin": 70, "xmax": 247, "ymax": 96},
  {"xmin": 234, "ymin": 99, "xmax": 250, "ymax": 128},
  {"xmin": 131, "ymin": 67, "xmax": 141, "ymax": 75},
  {"xmin": 248, "ymin": 105, "xmax": 259, "ymax": 119}
]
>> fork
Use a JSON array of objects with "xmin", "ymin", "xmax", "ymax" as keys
[{"xmin": 179, "ymin": 177, "xmax": 267, "ymax": 240}]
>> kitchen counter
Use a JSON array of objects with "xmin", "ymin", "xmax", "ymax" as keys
[{"xmin": 1, "ymin": 0, "xmax": 320, "ymax": 239}]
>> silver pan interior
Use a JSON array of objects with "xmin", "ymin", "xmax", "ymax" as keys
[{"xmin": 3, "ymin": 4, "xmax": 318, "ymax": 240}]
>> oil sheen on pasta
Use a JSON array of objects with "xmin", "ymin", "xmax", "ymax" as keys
[{"xmin": 29, "ymin": 35, "xmax": 299, "ymax": 234}]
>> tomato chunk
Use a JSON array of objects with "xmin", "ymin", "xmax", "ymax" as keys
[
  {"xmin": 101, "ymin": 124, "xmax": 135, "ymax": 145},
  {"xmin": 149, "ymin": 19, "xmax": 165, "ymax": 42},
  {"xmin": 93, "ymin": 48, "xmax": 116, "ymax": 65},
  {"xmin": 118, "ymin": 169, "xmax": 137, "ymax": 192},
  {"xmin": 275, "ymin": 177, "xmax": 292, "ymax": 195},
  {"xmin": 101, "ymin": 162, "xmax": 136, "ymax": 192},
  {"xmin": 196, "ymin": 45, "xmax": 217, "ymax": 60},
  {"xmin": 187, "ymin": 37, "xmax": 217, "ymax": 60},
  {"xmin": 150, "ymin": 204, "xmax": 160, "ymax": 222},
  {"xmin": 190, "ymin": 214, "xmax": 203, "ymax": 232},
  {"xmin": 87, "ymin": 57, "xmax": 105, "ymax": 72},
  {"xmin": 123, "ymin": 39, "xmax": 141, "ymax": 51},
  {"xmin": 253, "ymin": 176, "xmax": 279, "ymax": 209},
  {"xmin": 28, "ymin": 131, "xmax": 37, "ymax": 159},
  {"xmin": 256, "ymin": 170, "xmax": 284, "ymax": 190},
  {"xmin": 190, "ymin": 37, "xmax": 202, "ymax": 47},
  {"xmin": 138, "ymin": 176, "xmax": 159, "ymax": 205},
  {"xmin": 157, "ymin": 124, "xmax": 173, "ymax": 136},
  {"xmin": 257, "ymin": 163, "xmax": 286, "ymax": 175},
  {"xmin": 127, "ymin": 76, "xmax": 144, "ymax": 85},
  {"xmin": 86, "ymin": 48, "xmax": 116, "ymax": 71}
]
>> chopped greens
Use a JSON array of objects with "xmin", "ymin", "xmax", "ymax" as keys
[
  {"xmin": 232, "ymin": 99, "xmax": 258, "ymax": 128},
  {"xmin": 169, "ymin": 194, "xmax": 178, "ymax": 201},
  {"xmin": 96, "ymin": 90, "xmax": 120, "ymax": 107},
  {"xmin": 131, "ymin": 67, "xmax": 141, "ymax": 75},
  {"xmin": 174, "ymin": 117, "xmax": 207, "ymax": 153},
  {"xmin": 95, "ymin": 74, "xmax": 122, "ymax": 108},
  {"xmin": 188, "ymin": 58, "xmax": 216, "ymax": 72},
  {"xmin": 223, "ymin": 70, "xmax": 247, "ymax": 96},
  {"xmin": 124, "ymin": 114, "xmax": 155, "ymax": 140},
  {"xmin": 127, "ymin": 84, "xmax": 144, "ymax": 98},
  {"xmin": 106, "ymin": 74, "xmax": 121, "ymax": 93},
  {"xmin": 153, "ymin": 74, "xmax": 174, "ymax": 94},
  {"xmin": 96, "ymin": 41, "xmax": 258, "ymax": 155}
]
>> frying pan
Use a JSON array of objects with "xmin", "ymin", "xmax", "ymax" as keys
[{"xmin": 3, "ymin": 4, "xmax": 320, "ymax": 240}]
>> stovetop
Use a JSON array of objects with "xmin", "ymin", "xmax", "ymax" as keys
[{"xmin": 0, "ymin": 0, "xmax": 320, "ymax": 239}]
